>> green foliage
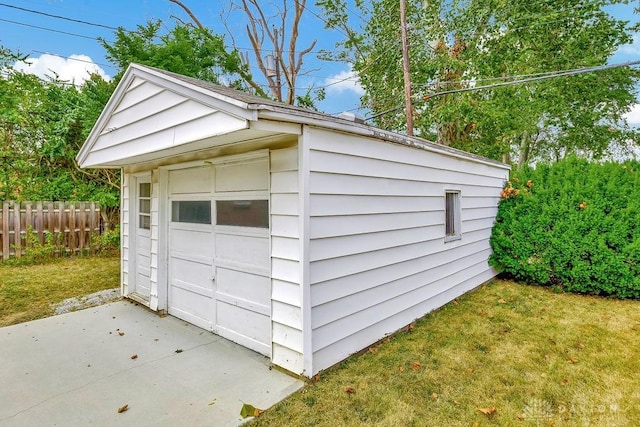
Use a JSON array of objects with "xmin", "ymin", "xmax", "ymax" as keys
[
  {"xmin": 319, "ymin": 0, "xmax": 640, "ymax": 165},
  {"xmin": 100, "ymin": 20, "xmax": 243, "ymax": 84},
  {"xmin": 0, "ymin": 50, "xmax": 120, "ymax": 207},
  {"xmin": 93, "ymin": 226, "xmax": 120, "ymax": 257},
  {"xmin": 490, "ymin": 158, "xmax": 640, "ymax": 298},
  {"xmin": 7, "ymin": 227, "xmax": 63, "ymax": 266}
]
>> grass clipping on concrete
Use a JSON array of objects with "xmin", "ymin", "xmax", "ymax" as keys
[
  {"xmin": 0, "ymin": 256, "xmax": 120, "ymax": 327},
  {"xmin": 252, "ymin": 280, "xmax": 640, "ymax": 426}
]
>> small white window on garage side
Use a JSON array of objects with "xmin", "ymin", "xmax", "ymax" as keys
[
  {"xmin": 138, "ymin": 180, "xmax": 151, "ymax": 230},
  {"xmin": 444, "ymin": 190, "xmax": 461, "ymax": 242}
]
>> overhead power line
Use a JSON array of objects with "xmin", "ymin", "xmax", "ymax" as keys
[
  {"xmin": 0, "ymin": 2, "xmax": 119, "ymax": 30},
  {"xmin": 0, "ymin": 18, "xmax": 98, "ymax": 40},
  {"xmin": 425, "ymin": 59, "xmax": 640, "ymax": 98},
  {"xmin": 367, "ymin": 59, "xmax": 640, "ymax": 120},
  {"xmin": 28, "ymin": 50, "xmax": 113, "ymax": 69}
]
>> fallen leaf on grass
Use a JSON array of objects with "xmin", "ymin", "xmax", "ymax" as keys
[
  {"xmin": 498, "ymin": 298, "xmax": 506, "ymax": 304},
  {"xmin": 117, "ymin": 404, "xmax": 128, "ymax": 413},
  {"xmin": 453, "ymin": 400, "xmax": 460, "ymax": 406},
  {"xmin": 576, "ymin": 342, "xmax": 586, "ymax": 349},
  {"xmin": 130, "ymin": 354, "xmax": 138, "ymax": 360},
  {"xmin": 407, "ymin": 323, "xmax": 415, "ymax": 332},
  {"xmin": 453, "ymin": 299, "xmax": 459, "ymax": 306},
  {"xmin": 344, "ymin": 386, "xmax": 355, "ymax": 394},
  {"xmin": 240, "ymin": 403, "xmax": 263, "ymax": 418},
  {"xmin": 368, "ymin": 347, "xmax": 378, "ymax": 354},
  {"xmin": 398, "ymin": 366, "xmax": 405, "ymax": 373},
  {"xmin": 412, "ymin": 361, "xmax": 421, "ymax": 371},
  {"xmin": 568, "ymin": 357, "xmax": 578, "ymax": 364},
  {"xmin": 478, "ymin": 407, "xmax": 497, "ymax": 416},
  {"xmin": 314, "ymin": 374, "xmax": 320, "ymax": 382},
  {"xmin": 431, "ymin": 392, "xmax": 438, "ymax": 401}
]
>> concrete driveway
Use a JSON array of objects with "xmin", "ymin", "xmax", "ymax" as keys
[{"xmin": 0, "ymin": 300, "xmax": 303, "ymax": 426}]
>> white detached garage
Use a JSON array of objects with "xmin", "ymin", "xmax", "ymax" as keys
[{"xmin": 78, "ymin": 63, "xmax": 510, "ymax": 377}]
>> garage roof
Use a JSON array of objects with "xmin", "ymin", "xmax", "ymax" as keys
[{"xmin": 77, "ymin": 63, "xmax": 508, "ymax": 170}]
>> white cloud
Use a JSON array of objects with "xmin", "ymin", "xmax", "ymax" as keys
[
  {"xmin": 624, "ymin": 103, "xmax": 640, "ymax": 125},
  {"xmin": 619, "ymin": 34, "xmax": 640, "ymax": 56},
  {"xmin": 324, "ymin": 67, "xmax": 364, "ymax": 95},
  {"xmin": 13, "ymin": 53, "xmax": 109, "ymax": 85}
]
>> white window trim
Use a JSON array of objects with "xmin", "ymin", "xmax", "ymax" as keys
[
  {"xmin": 444, "ymin": 189, "xmax": 462, "ymax": 243},
  {"xmin": 136, "ymin": 174, "xmax": 152, "ymax": 233}
]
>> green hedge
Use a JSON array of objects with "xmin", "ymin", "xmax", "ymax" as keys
[{"xmin": 490, "ymin": 157, "xmax": 640, "ymax": 298}]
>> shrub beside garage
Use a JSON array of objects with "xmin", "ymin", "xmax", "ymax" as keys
[{"xmin": 490, "ymin": 157, "xmax": 640, "ymax": 299}]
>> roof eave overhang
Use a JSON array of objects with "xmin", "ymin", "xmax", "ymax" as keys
[
  {"xmin": 77, "ymin": 64, "xmax": 259, "ymax": 169},
  {"xmin": 256, "ymin": 107, "xmax": 511, "ymax": 170}
]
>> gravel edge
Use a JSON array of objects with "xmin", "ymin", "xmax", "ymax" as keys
[{"xmin": 52, "ymin": 288, "xmax": 122, "ymax": 315}]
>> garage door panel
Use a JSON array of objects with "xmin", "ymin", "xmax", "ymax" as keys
[
  {"xmin": 216, "ymin": 268, "xmax": 270, "ymax": 306},
  {"xmin": 215, "ymin": 159, "xmax": 268, "ymax": 192},
  {"xmin": 215, "ymin": 233, "xmax": 269, "ymax": 268},
  {"xmin": 216, "ymin": 301, "xmax": 270, "ymax": 352},
  {"xmin": 169, "ymin": 167, "xmax": 211, "ymax": 194},
  {"xmin": 169, "ymin": 285, "xmax": 214, "ymax": 330},
  {"xmin": 169, "ymin": 228, "xmax": 213, "ymax": 255},
  {"xmin": 170, "ymin": 257, "xmax": 213, "ymax": 289}
]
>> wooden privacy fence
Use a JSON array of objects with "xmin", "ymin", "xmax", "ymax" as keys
[{"xmin": 0, "ymin": 201, "xmax": 106, "ymax": 261}]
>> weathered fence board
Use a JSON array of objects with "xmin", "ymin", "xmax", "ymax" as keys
[{"xmin": 0, "ymin": 201, "xmax": 106, "ymax": 261}]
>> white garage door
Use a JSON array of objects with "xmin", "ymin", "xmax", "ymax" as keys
[{"xmin": 168, "ymin": 158, "xmax": 271, "ymax": 355}]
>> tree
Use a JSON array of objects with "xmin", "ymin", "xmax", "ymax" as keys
[
  {"xmin": 100, "ymin": 20, "xmax": 246, "ymax": 87},
  {"xmin": 0, "ymin": 49, "xmax": 120, "ymax": 224},
  {"xmin": 169, "ymin": 0, "xmax": 321, "ymax": 106},
  {"xmin": 320, "ymin": 0, "xmax": 640, "ymax": 166}
]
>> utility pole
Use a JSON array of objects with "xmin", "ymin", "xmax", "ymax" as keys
[{"xmin": 399, "ymin": 0, "xmax": 414, "ymax": 136}]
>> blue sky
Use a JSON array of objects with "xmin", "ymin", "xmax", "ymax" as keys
[
  {"xmin": 1, "ymin": 0, "xmax": 364, "ymax": 114},
  {"xmin": 1, "ymin": 1, "xmax": 639, "ymax": 120}
]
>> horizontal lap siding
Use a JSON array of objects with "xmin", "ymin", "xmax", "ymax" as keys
[
  {"xmin": 85, "ymin": 78, "xmax": 247, "ymax": 167},
  {"xmin": 306, "ymin": 127, "xmax": 508, "ymax": 373},
  {"xmin": 270, "ymin": 147, "xmax": 304, "ymax": 374}
]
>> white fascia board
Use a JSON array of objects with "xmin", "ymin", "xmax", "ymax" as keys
[
  {"xmin": 257, "ymin": 108, "xmax": 511, "ymax": 171},
  {"xmin": 130, "ymin": 64, "xmax": 257, "ymax": 122},
  {"xmin": 77, "ymin": 63, "xmax": 259, "ymax": 168},
  {"xmin": 249, "ymin": 118, "xmax": 302, "ymax": 135},
  {"xmin": 77, "ymin": 66, "xmax": 138, "ymax": 167}
]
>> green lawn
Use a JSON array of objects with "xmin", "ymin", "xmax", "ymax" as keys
[
  {"xmin": 0, "ymin": 256, "xmax": 120, "ymax": 326},
  {"xmin": 252, "ymin": 280, "xmax": 640, "ymax": 426}
]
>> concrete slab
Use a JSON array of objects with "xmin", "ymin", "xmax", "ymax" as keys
[{"xmin": 0, "ymin": 300, "xmax": 304, "ymax": 426}]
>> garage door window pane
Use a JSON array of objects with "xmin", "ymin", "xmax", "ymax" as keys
[
  {"xmin": 216, "ymin": 200, "xmax": 269, "ymax": 228},
  {"xmin": 172, "ymin": 201, "xmax": 211, "ymax": 224}
]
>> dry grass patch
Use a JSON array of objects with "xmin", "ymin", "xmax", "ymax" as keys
[
  {"xmin": 0, "ymin": 256, "xmax": 120, "ymax": 326},
  {"xmin": 252, "ymin": 280, "xmax": 640, "ymax": 426}
]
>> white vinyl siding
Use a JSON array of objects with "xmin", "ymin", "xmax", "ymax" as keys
[
  {"xmin": 270, "ymin": 147, "xmax": 304, "ymax": 374},
  {"xmin": 82, "ymin": 77, "xmax": 249, "ymax": 167},
  {"xmin": 304, "ymin": 127, "xmax": 508, "ymax": 373}
]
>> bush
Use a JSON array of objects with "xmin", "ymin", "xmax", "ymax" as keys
[
  {"xmin": 6, "ymin": 227, "xmax": 63, "ymax": 266},
  {"xmin": 490, "ymin": 157, "xmax": 640, "ymax": 299},
  {"xmin": 94, "ymin": 226, "xmax": 120, "ymax": 257}
]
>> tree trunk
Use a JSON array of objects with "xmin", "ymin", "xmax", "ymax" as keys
[{"xmin": 517, "ymin": 130, "xmax": 530, "ymax": 169}]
